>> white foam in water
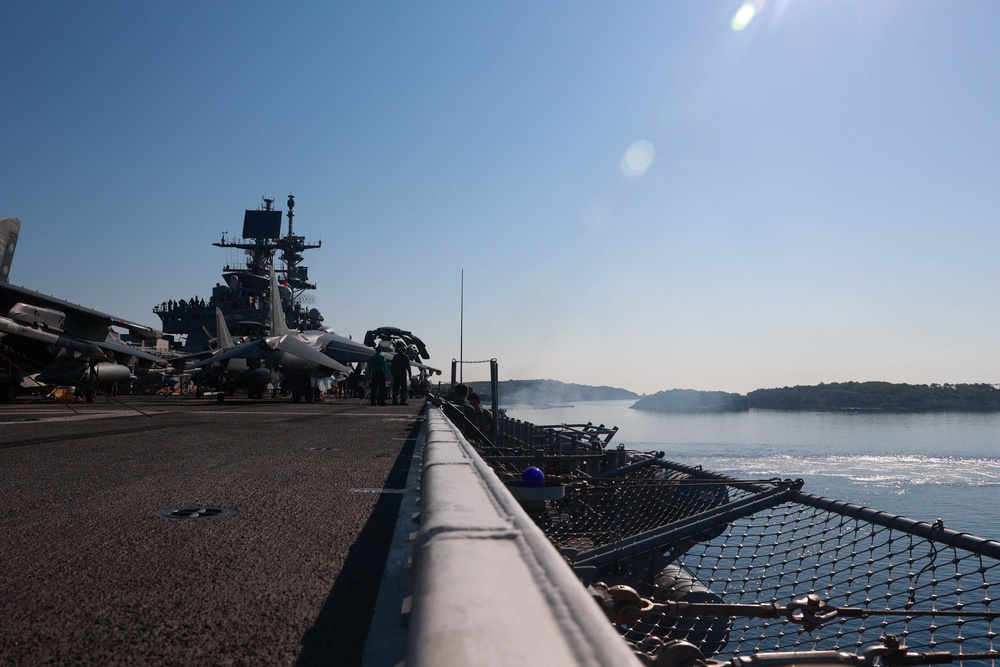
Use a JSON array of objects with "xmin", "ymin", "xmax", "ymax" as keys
[
  {"xmin": 503, "ymin": 401, "xmax": 1000, "ymax": 537},
  {"xmin": 687, "ymin": 453, "xmax": 1000, "ymax": 487}
]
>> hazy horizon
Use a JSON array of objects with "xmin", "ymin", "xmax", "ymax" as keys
[{"xmin": 453, "ymin": 376, "xmax": 1000, "ymax": 399}]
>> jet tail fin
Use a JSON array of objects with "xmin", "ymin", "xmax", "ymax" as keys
[
  {"xmin": 215, "ymin": 308, "xmax": 234, "ymax": 349},
  {"xmin": 0, "ymin": 218, "xmax": 21, "ymax": 283},
  {"xmin": 268, "ymin": 268, "xmax": 289, "ymax": 336}
]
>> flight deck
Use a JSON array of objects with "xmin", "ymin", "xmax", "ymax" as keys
[{"xmin": 1, "ymin": 395, "xmax": 422, "ymax": 666}]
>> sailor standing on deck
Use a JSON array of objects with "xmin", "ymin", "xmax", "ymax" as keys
[
  {"xmin": 467, "ymin": 391, "xmax": 492, "ymax": 437},
  {"xmin": 368, "ymin": 346, "xmax": 388, "ymax": 406},
  {"xmin": 390, "ymin": 342, "xmax": 411, "ymax": 405}
]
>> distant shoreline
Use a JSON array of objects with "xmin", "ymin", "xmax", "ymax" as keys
[{"xmin": 477, "ymin": 379, "xmax": 1000, "ymax": 414}]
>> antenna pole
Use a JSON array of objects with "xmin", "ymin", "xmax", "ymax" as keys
[{"xmin": 460, "ymin": 269, "xmax": 464, "ymax": 383}]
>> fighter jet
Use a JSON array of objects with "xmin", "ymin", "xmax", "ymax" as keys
[
  {"xmin": 191, "ymin": 268, "xmax": 441, "ymax": 403},
  {"xmin": 192, "ymin": 267, "xmax": 450, "ymax": 403},
  {"xmin": 300, "ymin": 314, "xmax": 442, "ymax": 397},
  {"xmin": 186, "ymin": 308, "xmax": 275, "ymax": 401},
  {"xmin": 0, "ymin": 217, "xmax": 165, "ymax": 401},
  {"xmin": 191, "ymin": 268, "xmax": 350, "ymax": 402}
]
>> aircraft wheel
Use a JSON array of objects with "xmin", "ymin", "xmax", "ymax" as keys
[
  {"xmin": 305, "ymin": 390, "xmax": 314, "ymax": 404},
  {"xmin": 85, "ymin": 390, "xmax": 96, "ymax": 403},
  {"xmin": 0, "ymin": 383, "xmax": 16, "ymax": 402},
  {"xmin": 292, "ymin": 389, "xmax": 302, "ymax": 403},
  {"xmin": 216, "ymin": 392, "xmax": 225, "ymax": 403},
  {"xmin": 196, "ymin": 388, "xmax": 204, "ymax": 399}
]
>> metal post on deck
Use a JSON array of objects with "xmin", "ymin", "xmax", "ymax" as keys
[{"xmin": 490, "ymin": 358, "xmax": 499, "ymax": 444}]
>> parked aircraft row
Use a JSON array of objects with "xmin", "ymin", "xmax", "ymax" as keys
[
  {"xmin": 0, "ymin": 218, "xmax": 165, "ymax": 401},
  {"xmin": 0, "ymin": 218, "xmax": 439, "ymax": 402},
  {"xmin": 182, "ymin": 268, "xmax": 440, "ymax": 402}
]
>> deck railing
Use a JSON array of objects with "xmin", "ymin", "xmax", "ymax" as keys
[{"xmin": 434, "ymin": 402, "xmax": 1000, "ymax": 666}]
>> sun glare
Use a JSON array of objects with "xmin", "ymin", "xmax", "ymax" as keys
[
  {"xmin": 621, "ymin": 140, "xmax": 656, "ymax": 178},
  {"xmin": 732, "ymin": 0, "xmax": 765, "ymax": 31}
]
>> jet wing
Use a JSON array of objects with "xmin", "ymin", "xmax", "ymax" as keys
[
  {"xmin": 164, "ymin": 349, "xmax": 218, "ymax": 369},
  {"xmin": 276, "ymin": 335, "xmax": 350, "ymax": 374},
  {"xmin": 411, "ymin": 360, "xmax": 442, "ymax": 376},
  {"xmin": 191, "ymin": 338, "xmax": 272, "ymax": 368},
  {"xmin": 319, "ymin": 333, "xmax": 381, "ymax": 365},
  {"xmin": 0, "ymin": 281, "xmax": 163, "ymax": 343},
  {"xmin": 191, "ymin": 271, "xmax": 348, "ymax": 376},
  {"xmin": 192, "ymin": 334, "xmax": 350, "ymax": 374},
  {"xmin": 0, "ymin": 314, "xmax": 106, "ymax": 358},
  {"xmin": 0, "ymin": 220, "xmax": 164, "ymax": 381},
  {"xmin": 97, "ymin": 337, "xmax": 167, "ymax": 366},
  {"xmin": 0, "ymin": 282, "xmax": 117, "ymax": 341}
]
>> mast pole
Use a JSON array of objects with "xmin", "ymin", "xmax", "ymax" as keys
[{"xmin": 460, "ymin": 269, "xmax": 464, "ymax": 384}]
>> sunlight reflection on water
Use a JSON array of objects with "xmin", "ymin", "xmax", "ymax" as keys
[{"xmin": 503, "ymin": 401, "xmax": 1000, "ymax": 537}]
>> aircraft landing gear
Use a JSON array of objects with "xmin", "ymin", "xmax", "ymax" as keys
[
  {"xmin": 292, "ymin": 389, "xmax": 302, "ymax": 403},
  {"xmin": 216, "ymin": 392, "xmax": 225, "ymax": 403}
]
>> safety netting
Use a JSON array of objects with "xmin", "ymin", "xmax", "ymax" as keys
[{"xmin": 443, "ymin": 404, "xmax": 1000, "ymax": 666}]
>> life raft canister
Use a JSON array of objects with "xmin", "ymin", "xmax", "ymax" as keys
[{"xmin": 651, "ymin": 564, "xmax": 732, "ymax": 658}]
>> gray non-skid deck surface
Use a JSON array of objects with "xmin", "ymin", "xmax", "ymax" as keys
[{"xmin": 1, "ymin": 395, "xmax": 422, "ymax": 666}]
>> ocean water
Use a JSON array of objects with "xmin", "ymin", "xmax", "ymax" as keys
[{"xmin": 502, "ymin": 400, "xmax": 1000, "ymax": 540}]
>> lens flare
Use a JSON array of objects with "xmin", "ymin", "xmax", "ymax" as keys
[
  {"xmin": 731, "ymin": 0, "xmax": 765, "ymax": 31},
  {"xmin": 621, "ymin": 140, "xmax": 656, "ymax": 178}
]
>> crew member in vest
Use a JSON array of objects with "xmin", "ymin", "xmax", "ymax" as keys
[
  {"xmin": 390, "ymin": 342, "xmax": 412, "ymax": 405},
  {"xmin": 368, "ymin": 346, "xmax": 388, "ymax": 406}
]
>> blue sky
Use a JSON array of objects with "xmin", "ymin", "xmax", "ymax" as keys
[{"xmin": 3, "ymin": 1, "xmax": 999, "ymax": 395}]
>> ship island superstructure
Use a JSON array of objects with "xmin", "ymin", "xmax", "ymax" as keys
[{"xmin": 153, "ymin": 195, "xmax": 323, "ymax": 351}]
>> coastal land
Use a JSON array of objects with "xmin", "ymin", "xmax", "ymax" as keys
[
  {"xmin": 474, "ymin": 379, "xmax": 638, "ymax": 405},
  {"xmin": 480, "ymin": 379, "xmax": 1000, "ymax": 413},
  {"xmin": 744, "ymin": 381, "xmax": 1000, "ymax": 411}
]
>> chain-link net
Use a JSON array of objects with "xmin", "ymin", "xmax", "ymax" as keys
[{"xmin": 442, "ymin": 405, "xmax": 1000, "ymax": 665}]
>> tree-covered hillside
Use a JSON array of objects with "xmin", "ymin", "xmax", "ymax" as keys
[
  {"xmin": 457, "ymin": 379, "xmax": 1000, "ymax": 412},
  {"xmin": 472, "ymin": 379, "xmax": 638, "ymax": 405},
  {"xmin": 747, "ymin": 382, "xmax": 1000, "ymax": 411}
]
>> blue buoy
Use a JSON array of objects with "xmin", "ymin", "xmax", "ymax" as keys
[{"xmin": 522, "ymin": 467, "xmax": 545, "ymax": 488}]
